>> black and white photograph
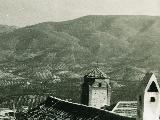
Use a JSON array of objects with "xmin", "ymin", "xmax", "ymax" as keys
[{"xmin": 0, "ymin": 0, "xmax": 160, "ymax": 119}]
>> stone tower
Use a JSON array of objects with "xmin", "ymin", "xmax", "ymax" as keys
[
  {"xmin": 81, "ymin": 67, "xmax": 111, "ymax": 109},
  {"xmin": 137, "ymin": 72, "xmax": 160, "ymax": 120}
]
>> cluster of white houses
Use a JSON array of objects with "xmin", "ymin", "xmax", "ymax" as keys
[{"xmin": 26, "ymin": 67, "xmax": 160, "ymax": 120}]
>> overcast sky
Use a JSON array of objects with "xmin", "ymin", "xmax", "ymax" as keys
[{"xmin": 0, "ymin": 0, "xmax": 160, "ymax": 27}]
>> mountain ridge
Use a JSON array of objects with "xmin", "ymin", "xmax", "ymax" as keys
[
  {"xmin": 0, "ymin": 15, "xmax": 160, "ymax": 105},
  {"xmin": 0, "ymin": 24, "xmax": 17, "ymax": 34}
]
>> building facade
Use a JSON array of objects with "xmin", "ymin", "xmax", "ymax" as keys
[
  {"xmin": 137, "ymin": 72, "xmax": 160, "ymax": 120},
  {"xmin": 81, "ymin": 67, "xmax": 111, "ymax": 109}
]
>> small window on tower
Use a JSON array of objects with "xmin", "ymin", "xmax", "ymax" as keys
[
  {"xmin": 150, "ymin": 97, "xmax": 155, "ymax": 102},
  {"xmin": 98, "ymin": 83, "xmax": 102, "ymax": 87},
  {"xmin": 147, "ymin": 81, "xmax": 158, "ymax": 92},
  {"xmin": 139, "ymin": 96, "xmax": 142, "ymax": 104}
]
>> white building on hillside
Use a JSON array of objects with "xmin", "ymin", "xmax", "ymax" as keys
[
  {"xmin": 0, "ymin": 108, "xmax": 15, "ymax": 120},
  {"xmin": 137, "ymin": 72, "xmax": 160, "ymax": 120}
]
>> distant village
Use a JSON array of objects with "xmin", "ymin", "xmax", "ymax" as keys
[{"xmin": 0, "ymin": 66, "xmax": 159, "ymax": 120}]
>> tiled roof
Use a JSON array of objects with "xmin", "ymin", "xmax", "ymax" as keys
[
  {"xmin": 26, "ymin": 96, "xmax": 135, "ymax": 120},
  {"xmin": 112, "ymin": 101, "xmax": 137, "ymax": 118},
  {"xmin": 137, "ymin": 72, "xmax": 154, "ymax": 93},
  {"xmin": 141, "ymin": 72, "xmax": 153, "ymax": 86},
  {"xmin": 85, "ymin": 68, "xmax": 109, "ymax": 79}
]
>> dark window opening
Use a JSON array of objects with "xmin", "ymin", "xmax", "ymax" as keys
[
  {"xmin": 139, "ymin": 96, "xmax": 142, "ymax": 104},
  {"xmin": 98, "ymin": 83, "xmax": 102, "ymax": 87},
  {"xmin": 9, "ymin": 112, "xmax": 14, "ymax": 117},
  {"xmin": 150, "ymin": 97, "xmax": 155, "ymax": 102},
  {"xmin": 148, "ymin": 81, "xmax": 158, "ymax": 92}
]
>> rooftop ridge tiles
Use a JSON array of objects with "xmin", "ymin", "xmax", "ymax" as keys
[
  {"xmin": 27, "ymin": 96, "xmax": 136, "ymax": 120},
  {"xmin": 47, "ymin": 96, "xmax": 134, "ymax": 117}
]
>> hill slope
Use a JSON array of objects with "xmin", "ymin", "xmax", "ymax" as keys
[
  {"xmin": 0, "ymin": 15, "xmax": 159, "ymax": 64},
  {"xmin": 0, "ymin": 25, "xmax": 17, "ymax": 34},
  {"xmin": 0, "ymin": 15, "xmax": 160, "ymax": 107}
]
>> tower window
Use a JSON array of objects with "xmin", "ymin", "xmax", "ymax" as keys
[
  {"xmin": 148, "ymin": 81, "xmax": 158, "ymax": 92},
  {"xmin": 139, "ymin": 96, "xmax": 141, "ymax": 101},
  {"xmin": 150, "ymin": 97, "xmax": 155, "ymax": 102},
  {"xmin": 139, "ymin": 96, "xmax": 142, "ymax": 104},
  {"xmin": 98, "ymin": 83, "xmax": 102, "ymax": 87}
]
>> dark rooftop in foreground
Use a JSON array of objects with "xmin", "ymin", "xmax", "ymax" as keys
[{"xmin": 26, "ymin": 96, "xmax": 136, "ymax": 120}]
